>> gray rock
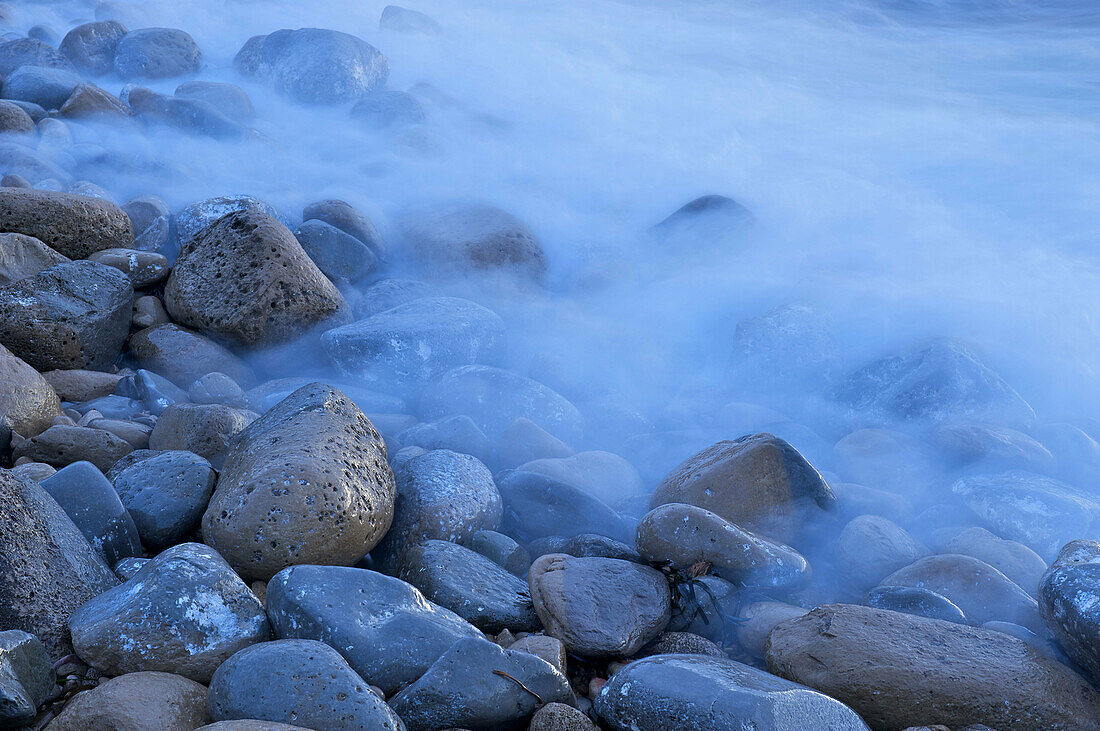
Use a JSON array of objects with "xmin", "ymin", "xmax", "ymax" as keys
[
  {"xmin": 557, "ymin": 533, "xmax": 642, "ymax": 562},
  {"xmin": 0, "ymin": 630, "xmax": 54, "ymax": 728},
  {"xmin": 0, "ymin": 344, "xmax": 61, "ymax": 460},
  {"xmin": 398, "ymin": 415, "xmax": 494, "ymax": 465},
  {"xmin": 933, "ymin": 422, "xmax": 1054, "ymax": 473},
  {"xmin": 518, "ymin": 451, "xmax": 644, "ymax": 507},
  {"xmin": 595, "ymin": 653, "xmax": 868, "ymax": 731},
  {"xmin": 390, "ymin": 637, "xmax": 572, "ymax": 731},
  {"xmin": 636, "ymin": 631, "xmax": 726, "ymax": 658},
  {"xmin": 203, "ymin": 383, "xmax": 395, "ymax": 582},
  {"xmin": 234, "ymin": 28, "xmax": 389, "ymax": 104},
  {"xmin": 41, "ymin": 369, "xmax": 121, "ymax": 403},
  {"xmin": 175, "ymin": 81, "xmax": 253, "ymax": 120},
  {"xmin": 2, "ymin": 66, "xmax": 82, "ymax": 110},
  {"xmin": 0, "ymin": 38, "xmax": 74, "ymax": 77},
  {"xmin": 0, "ymin": 260, "xmax": 132, "ymax": 371},
  {"xmin": 0, "ymin": 100, "xmax": 34, "ymax": 134},
  {"xmin": 498, "ymin": 417, "xmax": 572, "ymax": 470},
  {"xmin": 114, "ymin": 28, "xmax": 202, "ymax": 79},
  {"xmin": 13, "ymin": 424, "xmax": 133, "ymax": 472},
  {"xmin": 40, "ymin": 461, "xmax": 140, "ymax": 566},
  {"xmin": 109, "ymin": 450, "xmax": 216, "ymax": 548},
  {"xmin": 189, "ymin": 373, "xmax": 245, "ymax": 406},
  {"xmin": 88, "ymin": 248, "xmax": 169, "ymax": 288},
  {"xmin": 832, "ymin": 338, "xmax": 1036, "ymax": 430},
  {"xmin": 653, "ymin": 193, "xmax": 753, "ymax": 236},
  {"xmin": 302, "ymin": 199, "xmax": 386, "ymax": 262},
  {"xmin": 373, "ymin": 448, "xmax": 500, "ymax": 570},
  {"xmin": 468, "ymin": 529, "xmax": 530, "ymax": 575},
  {"xmin": 728, "ymin": 304, "xmax": 838, "ymax": 395},
  {"xmin": 175, "ymin": 195, "xmax": 285, "ymax": 249},
  {"xmin": 324, "ymin": 297, "xmax": 504, "ymax": 393},
  {"xmin": 833, "ymin": 515, "xmax": 928, "ymax": 594},
  {"xmin": 69, "ymin": 543, "xmax": 269, "ymax": 683},
  {"xmin": 0, "ymin": 469, "xmax": 118, "ymax": 658},
  {"xmin": 637, "ymin": 503, "xmax": 810, "ymax": 590},
  {"xmin": 1038, "ymin": 540, "xmax": 1100, "ymax": 684},
  {"xmin": 379, "ymin": 6, "xmax": 442, "ymax": 34},
  {"xmin": 352, "ymin": 278, "xmax": 437, "ymax": 319},
  {"xmin": 351, "ymin": 90, "xmax": 425, "ymax": 128},
  {"xmin": 399, "ymin": 540, "xmax": 540, "ymax": 633},
  {"xmin": 529, "ymin": 553, "xmax": 671, "ymax": 658},
  {"xmin": 0, "ymin": 232, "xmax": 69, "ymax": 285},
  {"xmin": 44, "ymin": 671, "xmax": 209, "ymax": 730},
  {"xmin": 864, "ymin": 584, "xmax": 968, "ymax": 625},
  {"xmin": 944, "ymin": 526, "xmax": 1047, "ymax": 593},
  {"xmin": 735, "ymin": 602, "xmax": 810, "ymax": 658},
  {"xmin": 500, "ymin": 469, "xmax": 632, "ymax": 543},
  {"xmin": 149, "ymin": 403, "xmax": 257, "ymax": 468},
  {"xmin": 128, "ymin": 324, "xmax": 255, "ymax": 388},
  {"xmin": 265, "ymin": 564, "xmax": 481, "ymax": 695},
  {"xmin": 113, "ymin": 556, "xmax": 148, "ymax": 581},
  {"xmin": 207, "ymin": 640, "xmax": 403, "ymax": 730},
  {"xmin": 293, "ymin": 219, "xmax": 378, "ymax": 283},
  {"xmin": 58, "ymin": 20, "xmax": 128, "ymax": 75},
  {"xmin": 1037, "ymin": 421, "xmax": 1100, "ymax": 489}
]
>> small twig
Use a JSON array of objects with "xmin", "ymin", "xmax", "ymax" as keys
[{"xmin": 492, "ymin": 670, "xmax": 544, "ymax": 704}]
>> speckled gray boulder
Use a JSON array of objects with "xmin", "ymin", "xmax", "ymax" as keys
[
  {"xmin": 109, "ymin": 450, "xmax": 217, "ymax": 548},
  {"xmin": 265, "ymin": 565, "xmax": 481, "ymax": 695},
  {"xmin": 0, "ymin": 630, "xmax": 55, "ymax": 728},
  {"xmin": 398, "ymin": 540, "xmax": 540, "ymax": 633},
  {"xmin": 1038, "ymin": 540, "xmax": 1100, "ymax": 684},
  {"xmin": 175, "ymin": 195, "xmax": 286, "ymax": 249},
  {"xmin": 203, "ymin": 383, "xmax": 395, "ymax": 581},
  {"xmin": 68, "ymin": 543, "xmax": 269, "ymax": 683},
  {"xmin": 390, "ymin": 637, "xmax": 573, "ymax": 731},
  {"xmin": 529, "ymin": 554, "xmax": 671, "ymax": 658},
  {"xmin": 595, "ymin": 654, "xmax": 870, "ymax": 731},
  {"xmin": 0, "ymin": 37, "xmax": 74, "ymax": 77}
]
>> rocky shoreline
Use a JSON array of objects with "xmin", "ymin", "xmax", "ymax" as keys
[{"xmin": 0, "ymin": 3, "xmax": 1099, "ymax": 730}]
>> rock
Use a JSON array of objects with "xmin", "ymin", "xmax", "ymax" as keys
[
  {"xmin": 207, "ymin": 640, "xmax": 403, "ymax": 729},
  {"xmin": 109, "ymin": 450, "xmax": 216, "ymax": 548},
  {"xmin": 864, "ymin": 586, "xmax": 968, "ymax": 624},
  {"xmin": 0, "ymin": 38, "xmax": 74, "ymax": 77},
  {"xmin": 2, "ymin": 66, "xmax": 81, "ymax": 110},
  {"xmin": 128, "ymin": 324, "xmax": 254, "ymax": 388},
  {"xmin": 40, "ymin": 461, "xmax": 140, "ymax": 565},
  {"xmin": 508, "ymin": 634, "xmax": 567, "ymax": 675},
  {"xmin": 165, "ymin": 209, "xmax": 348, "ymax": 350},
  {"xmin": 398, "ymin": 415, "xmax": 494, "ymax": 465},
  {"xmin": 380, "ymin": 6, "xmax": 443, "ymax": 34},
  {"xmin": 174, "ymin": 195, "xmax": 285, "ymax": 250},
  {"xmin": 0, "ymin": 468, "xmax": 118, "ymax": 657},
  {"xmin": 735, "ymin": 601, "xmax": 810, "ymax": 658},
  {"xmin": 41, "ymin": 369, "xmax": 121, "ymax": 403},
  {"xmin": 636, "ymin": 631, "xmax": 726, "ymax": 658},
  {"xmin": 467, "ymin": 529, "xmax": 530, "ymax": 575},
  {"xmin": 88, "ymin": 248, "xmax": 169, "ymax": 287},
  {"xmin": 834, "ymin": 515, "xmax": 928, "ymax": 594},
  {"xmin": 595, "ymin": 653, "xmax": 867, "ymax": 731},
  {"xmin": 390, "ymin": 637, "xmax": 573, "ymax": 731},
  {"xmin": 878, "ymin": 554, "xmax": 1042, "ymax": 632},
  {"xmin": 302, "ymin": 199, "xmax": 386, "ymax": 262},
  {"xmin": 203, "ymin": 383, "xmax": 395, "ymax": 581},
  {"xmin": 0, "ymin": 233, "xmax": 68, "ymax": 285},
  {"xmin": 637, "ymin": 503, "xmax": 810, "ymax": 590},
  {"xmin": 134, "ymin": 368, "xmax": 189, "ymax": 415},
  {"xmin": 0, "ymin": 630, "xmax": 54, "ymax": 728},
  {"xmin": 653, "ymin": 193, "xmax": 753, "ymax": 236},
  {"xmin": 498, "ymin": 417, "xmax": 572, "ymax": 470},
  {"xmin": 0, "ymin": 188, "xmax": 133, "ymax": 258},
  {"xmin": 13, "ymin": 424, "xmax": 133, "ymax": 472},
  {"xmin": 58, "ymin": 20, "xmax": 128, "ymax": 75},
  {"xmin": 1038, "ymin": 540, "xmax": 1100, "ymax": 684},
  {"xmin": 0, "ymin": 344, "xmax": 61, "ymax": 459},
  {"xmin": 1037, "ymin": 421, "xmax": 1100, "ymax": 488},
  {"xmin": 57, "ymin": 82, "xmax": 131, "ymax": 119},
  {"xmin": 422, "ymin": 365, "xmax": 583, "ymax": 444},
  {"xmin": 728, "ymin": 304, "xmax": 838, "ymax": 395},
  {"xmin": 69, "ymin": 543, "xmax": 269, "ymax": 683},
  {"xmin": 132, "ymin": 294, "xmax": 170, "ymax": 328},
  {"xmin": 0, "ymin": 100, "xmax": 34, "ymax": 134},
  {"xmin": 932, "ymin": 423, "xmax": 1054, "ymax": 473},
  {"xmin": 943, "ymin": 527, "xmax": 1047, "ymax": 593},
  {"xmin": 373, "ymin": 448, "xmax": 500, "ymax": 570},
  {"xmin": 114, "ymin": 556, "xmax": 148, "ymax": 580},
  {"xmin": 402, "ymin": 204, "xmax": 547, "ymax": 282},
  {"xmin": 265, "ymin": 565, "xmax": 481, "ymax": 695},
  {"xmin": 244, "ymin": 377, "xmax": 406, "ymax": 415},
  {"xmin": 147, "ymin": 95, "xmax": 252, "ymax": 140},
  {"xmin": 189, "ymin": 373, "xmax": 245, "ymax": 406},
  {"xmin": 0, "ymin": 143, "xmax": 68, "ymax": 186},
  {"xmin": 398, "ymin": 539, "xmax": 540, "ymax": 633},
  {"xmin": 234, "ymin": 28, "xmax": 388, "ymax": 104},
  {"xmin": 175, "ymin": 81, "xmax": 254, "ymax": 120},
  {"xmin": 518, "ymin": 451, "xmax": 644, "ymax": 507},
  {"xmin": 89, "ymin": 418, "xmax": 151, "ymax": 449},
  {"xmin": 149, "ymin": 403, "xmax": 257, "ymax": 468},
  {"xmin": 352, "ymin": 278, "xmax": 437, "ymax": 319},
  {"xmin": 529, "ymin": 554, "xmax": 670, "ymax": 658},
  {"xmin": 351, "ymin": 90, "xmax": 425, "ymax": 128},
  {"xmin": 952, "ymin": 470, "xmax": 1100, "ymax": 559},
  {"xmin": 830, "ymin": 481, "xmax": 913, "ymax": 524},
  {"xmin": 765, "ymin": 603, "xmax": 1100, "ymax": 731},
  {"xmin": 500, "ymin": 469, "xmax": 631, "ymax": 543},
  {"xmin": 293, "ymin": 219, "xmax": 377, "ymax": 283},
  {"xmin": 114, "ymin": 27, "xmax": 202, "ymax": 79},
  {"xmin": 197, "ymin": 723, "xmax": 309, "ymax": 731},
  {"xmin": 832, "ymin": 338, "xmax": 1036, "ymax": 430},
  {"xmin": 46, "ymin": 671, "xmax": 208, "ymax": 730},
  {"xmin": 649, "ymin": 433, "xmax": 834, "ymax": 546},
  {"xmin": 557, "ymin": 533, "xmax": 641, "ymax": 561},
  {"xmin": 324, "ymin": 297, "xmax": 504, "ymax": 394},
  {"xmin": 9, "ymin": 461, "xmax": 54, "ymax": 482},
  {"xmin": 529, "ymin": 703, "xmax": 597, "ymax": 731}
]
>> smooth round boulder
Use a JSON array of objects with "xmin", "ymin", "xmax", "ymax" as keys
[
  {"xmin": 0, "ymin": 100, "xmax": 34, "ymax": 135},
  {"xmin": 2, "ymin": 66, "xmax": 82, "ymax": 109},
  {"xmin": 302, "ymin": 199, "xmax": 386, "ymax": 261},
  {"xmin": 13, "ymin": 424, "xmax": 133, "ymax": 472},
  {"xmin": 175, "ymin": 81, "xmax": 254, "ymax": 120},
  {"xmin": 114, "ymin": 27, "xmax": 202, "ymax": 79},
  {"xmin": 45, "ymin": 671, "xmax": 209, "ymax": 730},
  {"xmin": 174, "ymin": 195, "xmax": 285, "ymax": 249},
  {"xmin": 128, "ymin": 324, "xmax": 254, "ymax": 388},
  {"xmin": 88, "ymin": 247, "xmax": 169, "ymax": 287},
  {"xmin": 109, "ymin": 450, "xmax": 217, "ymax": 548},
  {"xmin": 58, "ymin": 20, "xmax": 128, "ymax": 75},
  {"xmin": 499, "ymin": 469, "xmax": 632, "ymax": 543},
  {"xmin": 0, "ymin": 37, "xmax": 74, "ymax": 77},
  {"xmin": 203, "ymin": 383, "xmax": 395, "ymax": 581},
  {"xmin": 40, "ymin": 460, "xmax": 141, "ymax": 565},
  {"xmin": 944, "ymin": 526, "xmax": 1047, "ymax": 593},
  {"xmin": 293, "ymin": 218, "xmax": 378, "ymax": 283},
  {"xmin": 352, "ymin": 278, "xmax": 436, "ymax": 319},
  {"xmin": 834, "ymin": 515, "xmax": 929, "ymax": 594},
  {"xmin": 0, "ymin": 188, "xmax": 133, "ymax": 258}
]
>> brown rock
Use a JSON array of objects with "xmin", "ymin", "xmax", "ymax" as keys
[
  {"xmin": 528, "ymin": 702, "xmax": 598, "ymax": 731},
  {"xmin": 508, "ymin": 634, "xmax": 567, "ymax": 675},
  {"xmin": 9, "ymin": 461, "xmax": 55, "ymax": 481},
  {"xmin": 42, "ymin": 369, "xmax": 123, "ymax": 402},
  {"xmin": 132, "ymin": 295, "xmax": 171, "ymax": 330},
  {"xmin": 766, "ymin": 603, "xmax": 1100, "ymax": 731},
  {"xmin": 149, "ymin": 403, "xmax": 258, "ymax": 468},
  {"xmin": 944, "ymin": 526, "xmax": 1047, "ymax": 594},
  {"xmin": 87, "ymin": 418, "xmax": 151, "ymax": 448},
  {"xmin": 88, "ymin": 247, "xmax": 169, "ymax": 287},
  {"xmin": 0, "ymin": 344, "xmax": 61, "ymax": 460},
  {"xmin": 45, "ymin": 671, "xmax": 208, "ymax": 730},
  {"xmin": 128, "ymin": 323, "xmax": 254, "ymax": 388},
  {"xmin": 649, "ymin": 433, "xmax": 835, "ymax": 544},
  {"xmin": 0, "ymin": 188, "xmax": 133, "ymax": 258},
  {"xmin": 58, "ymin": 82, "xmax": 132, "ymax": 118},
  {"xmin": 164, "ymin": 209, "xmax": 348, "ymax": 350},
  {"xmin": 13, "ymin": 424, "xmax": 132, "ymax": 471},
  {"xmin": 0, "ymin": 232, "xmax": 69, "ymax": 285},
  {"xmin": 202, "ymin": 383, "xmax": 396, "ymax": 582},
  {"xmin": 0, "ymin": 100, "xmax": 35, "ymax": 135}
]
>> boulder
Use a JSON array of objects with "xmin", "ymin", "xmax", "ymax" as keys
[
  {"xmin": 202, "ymin": 383, "xmax": 395, "ymax": 581},
  {"xmin": 88, "ymin": 248, "xmax": 169, "ymax": 287},
  {"xmin": 944, "ymin": 526, "xmax": 1047, "ymax": 593},
  {"xmin": 0, "ymin": 630, "xmax": 54, "ymax": 728},
  {"xmin": 114, "ymin": 27, "xmax": 202, "ymax": 79},
  {"xmin": 498, "ymin": 417, "xmax": 572, "ymax": 470},
  {"xmin": 265, "ymin": 565, "xmax": 481, "ymax": 695},
  {"xmin": 58, "ymin": 20, "xmax": 128, "ymax": 75},
  {"xmin": 2, "ymin": 66, "xmax": 82, "ymax": 110},
  {"xmin": 40, "ymin": 461, "xmax": 140, "ymax": 565},
  {"xmin": 164, "ymin": 209, "xmax": 348, "ymax": 350},
  {"xmin": 834, "ymin": 515, "xmax": 929, "ymax": 594},
  {"xmin": 45, "ymin": 671, "xmax": 209, "ymax": 730},
  {"xmin": 351, "ymin": 90, "xmax": 425, "ymax": 128},
  {"xmin": 0, "ymin": 188, "xmax": 133, "ymax": 259},
  {"xmin": 352, "ymin": 278, "xmax": 436, "ymax": 319},
  {"xmin": 397, "ymin": 415, "xmax": 494, "ymax": 466},
  {"xmin": 735, "ymin": 601, "xmax": 810, "ymax": 658},
  {"xmin": 293, "ymin": 219, "xmax": 377, "ymax": 283},
  {"xmin": 1038, "ymin": 540, "xmax": 1100, "ymax": 685},
  {"xmin": 727, "ymin": 304, "xmax": 838, "ymax": 395},
  {"xmin": 517, "ymin": 450, "xmax": 644, "ymax": 507},
  {"xmin": 40, "ymin": 369, "xmax": 121, "ymax": 403},
  {"xmin": 0, "ymin": 38, "xmax": 74, "ymax": 77},
  {"xmin": 499, "ymin": 469, "xmax": 632, "ymax": 543},
  {"xmin": 13, "ymin": 424, "xmax": 133, "ymax": 472},
  {"xmin": 175, "ymin": 81, "xmax": 254, "ymax": 120},
  {"xmin": 595, "ymin": 653, "xmax": 867, "ymax": 731},
  {"xmin": 649, "ymin": 433, "xmax": 834, "ymax": 545},
  {"xmin": 0, "ymin": 232, "xmax": 70, "ymax": 290},
  {"xmin": 0, "ymin": 100, "xmax": 34, "ymax": 134},
  {"xmin": 864, "ymin": 585, "xmax": 968, "ymax": 624},
  {"xmin": 174, "ymin": 195, "xmax": 285, "ymax": 250},
  {"xmin": 233, "ymin": 28, "xmax": 388, "ymax": 104},
  {"xmin": 379, "ymin": 6, "xmax": 443, "ymax": 34},
  {"xmin": 128, "ymin": 324, "xmax": 254, "ymax": 388},
  {"xmin": 529, "ymin": 553, "xmax": 671, "ymax": 658},
  {"xmin": 766, "ymin": 603, "xmax": 1100, "ymax": 731},
  {"xmin": 69, "ymin": 543, "xmax": 269, "ymax": 683},
  {"xmin": 109, "ymin": 450, "xmax": 217, "ymax": 548},
  {"xmin": 0, "ymin": 344, "xmax": 61, "ymax": 460},
  {"xmin": 302, "ymin": 199, "xmax": 386, "ymax": 261},
  {"xmin": 0, "ymin": 468, "xmax": 118, "ymax": 657},
  {"xmin": 149, "ymin": 403, "xmax": 257, "ymax": 468}
]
